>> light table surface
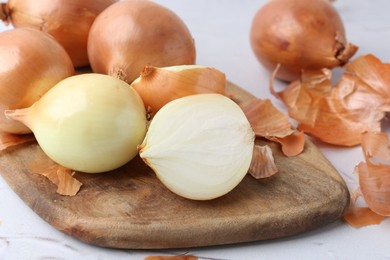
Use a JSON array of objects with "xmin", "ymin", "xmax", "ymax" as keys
[{"xmin": 1, "ymin": 0, "xmax": 390, "ymax": 259}]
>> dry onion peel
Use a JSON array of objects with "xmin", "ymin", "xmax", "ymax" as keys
[
  {"xmin": 250, "ymin": 0, "xmax": 358, "ymax": 82},
  {"xmin": 0, "ymin": 0, "xmax": 118, "ymax": 67},
  {"xmin": 28, "ymin": 150, "xmax": 82, "ymax": 196},
  {"xmin": 249, "ymin": 144, "xmax": 278, "ymax": 179},
  {"xmin": 272, "ymin": 131, "xmax": 305, "ymax": 157},
  {"xmin": 131, "ymin": 65, "xmax": 226, "ymax": 116},
  {"xmin": 350, "ymin": 186, "xmax": 363, "ymax": 206},
  {"xmin": 0, "ymin": 4, "xmax": 7, "ymax": 22},
  {"xmin": 0, "ymin": 28, "xmax": 74, "ymax": 134},
  {"xmin": 242, "ymin": 98, "xmax": 305, "ymax": 156},
  {"xmin": 6, "ymin": 73, "xmax": 147, "ymax": 174},
  {"xmin": 0, "ymin": 132, "xmax": 35, "ymax": 151},
  {"xmin": 138, "ymin": 94, "xmax": 255, "ymax": 200},
  {"xmin": 342, "ymin": 131, "xmax": 390, "ymax": 226},
  {"xmin": 88, "ymin": 0, "xmax": 196, "ymax": 83},
  {"xmin": 271, "ymin": 54, "xmax": 390, "ymax": 146},
  {"xmin": 343, "ymin": 207, "xmax": 386, "ymax": 227},
  {"xmin": 356, "ymin": 132, "xmax": 390, "ymax": 216}
]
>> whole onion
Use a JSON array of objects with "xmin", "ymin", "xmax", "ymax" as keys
[
  {"xmin": 250, "ymin": 0, "xmax": 358, "ymax": 82},
  {"xmin": 0, "ymin": 0, "xmax": 118, "ymax": 67},
  {"xmin": 87, "ymin": 0, "xmax": 196, "ymax": 83},
  {"xmin": 6, "ymin": 74, "xmax": 147, "ymax": 173},
  {"xmin": 0, "ymin": 28, "xmax": 74, "ymax": 134}
]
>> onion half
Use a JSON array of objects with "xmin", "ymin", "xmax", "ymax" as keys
[
  {"xmin": 88, "ymin": 0, "xmax": 196, "ymax": 83},
  {"xmin": 138, "ymin": 94, "xmax": 254, "ymax": 200}
]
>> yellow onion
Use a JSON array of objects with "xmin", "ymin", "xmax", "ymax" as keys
[
  {"xmin": 6, "ymin": 74, "xmax": 147, "ymax": 173},
  {"xmin": 0, "ymin": 0, "xmax": 118, "ymax": 67},
  {"xmin": 0, "ymin": 28, "xmax": 74, "ymax": 134},
  {"xmin": 138, "ymin": 94, "xmax": 255, "ymax": 200},
  {"xmin": 250, "ymin": 0, "xmax": 358, "ymax": 82},
  {"xmin": 88, "ymin": 0, "xmax": 196, "ymax": 83},
  {"xmin": 131, "ymin": 65, "xmax": 226, "ymax": 116}
]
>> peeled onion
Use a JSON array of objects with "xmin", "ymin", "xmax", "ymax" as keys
[
  {"xmin": 88, "ymin": 0, "xmax": 196, "ymax": 83},
  {"xmin": 138, "ymin": 94, "xmax": 254, "ymax": 200},
  {"xmin": 250, "ymin": 0, "xmax": 358, "ymax": 82},
  {"xmin": 0, "ymin": 0, "xmax": 118, "ymax": 67},
  {"xmin": 6, "ymin": 74, "xmax": 147, "ymax": 173},
  {"xmin": 0, "ymin": 28, "xmax": 74, "ymax": 134}
]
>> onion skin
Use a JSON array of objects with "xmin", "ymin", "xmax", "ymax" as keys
[
  {"xmin": 6, "ymin": 74, "xmax": 147, "ymax": 174},
  {"xmin": 1, "ymin": 0, "xmax": 118, "ymax": 67},
  {"xmin": 88, "ymin": 0, "xmax": 196, "ymax": 83},
  {"xmin": 131, "ymin": 65, "xmax": 226, "ymax": 116},
  {"xmin": 250, "ymin": 0, "xmax": 358, "ymax": 82},
  {"xmin": 0, "ymin": 28, "xmax": 74, "ymax": 134}
]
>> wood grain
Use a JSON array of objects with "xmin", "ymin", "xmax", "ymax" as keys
[{"xmin": 0, "ymin": 82, "xmax": 350, "ymax": 249}]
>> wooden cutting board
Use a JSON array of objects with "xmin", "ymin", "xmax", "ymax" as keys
[{"xmin": 0, "ymin": 82, "xmax": 350, "ymax": 249}]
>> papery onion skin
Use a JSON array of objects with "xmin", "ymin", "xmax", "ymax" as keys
[
  {"xmin": 88, "ymin": 0, "xmax": 196, "ymax": 84},
  {"xmin": 0, "ymin": 28, "xmax": 74, "ymax": 134},
  {"xmin": 250, "ymin": 0, "xmax": 358, "ymax": 82},
  {"xmin": 358, "ymin": 132, "xmax": 390, "ymax": 216},
  {"xmin": 343, "ymin": 207, "xmax": 386, "ymax": 227},
  {"xmin": 1, "ymin": 0, "xmax": 118, "ymax": 67},
  {"xmin": 139, "ymin": 94, "xmax": 254, "ymax": 200},
  {"xmin": 131, "ymin": 65, "xmax": 226, "ymax": 116},
  {"xmin": 6, "ymin": 74, "xmax": 147, "ymax": 174},
  {"xmin": 271, "ymin": 55, "xmax": 390, "ymax": 146}
]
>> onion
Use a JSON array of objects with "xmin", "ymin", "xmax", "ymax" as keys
[
  {"xmin": 0, "ymin": 28, "xmax": 74, "ymax": 134},
  {"xmin": 88, "ymin": 0, "xmax": 196, "ymax": 84},
  {"xmin": 138, "ymin": 94, "xmax": 254, "ymax": 200},
  {"xmin": 5, "ymin": 74, "xmax": 147, "ymax": 173},
  {"xmin": 250, "ymin": 0, "xmax": 358, "ymax": 82},
  {"xmin": 131, "ymin": 65, "xmax": 226, "ymax": 116},
  {"xmin": 0, "ymin": 0, "xmax": 118, "ymax": 67}
]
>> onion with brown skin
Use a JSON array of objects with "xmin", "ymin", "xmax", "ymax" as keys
[
  {"xmin": 131, "ymin": 65, "xmax": 226, "ymax": 116},
  {"xmin": 0, "ymin": 28, "xmax": 74, "ymax": 134},
  {"xmin": 0, "ymin": 0, "xmax": 118, "ymax": 67},
  {"xmin": 250, "ymin": 0, "xmax": 358, "ymax": 82},
  {"xmin": 87, "ymin": 0, "xmax": 196, "ymax": 84}
]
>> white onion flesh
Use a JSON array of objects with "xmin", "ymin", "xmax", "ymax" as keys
[{"xmin": 139, "ymin": 94, "xmax": 255, "ymax": 200}]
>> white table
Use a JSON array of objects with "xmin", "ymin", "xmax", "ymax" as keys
[{"xmin": 1, "ymin": 0, "xmax": 389, "ymax": 259}]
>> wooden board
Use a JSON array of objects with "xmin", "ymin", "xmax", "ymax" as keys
[{"xmin": 0, "ymin": 83, "xmax": 350, "ymax": 249}]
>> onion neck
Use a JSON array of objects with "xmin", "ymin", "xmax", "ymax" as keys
[
  {"xmin": 4, "ymin": 107, "xmax": 33, "ymax": 130},
  {"xmin": 336, "ymin": 42, "xmax": 359, "ymax": 65},
  {"xmin": 0, "ymin": 3, "xmax": 10, "ymax": 24},
  {"xmin": 334, "ymin": 31, "xmax": 359, "ymax": 65}
]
